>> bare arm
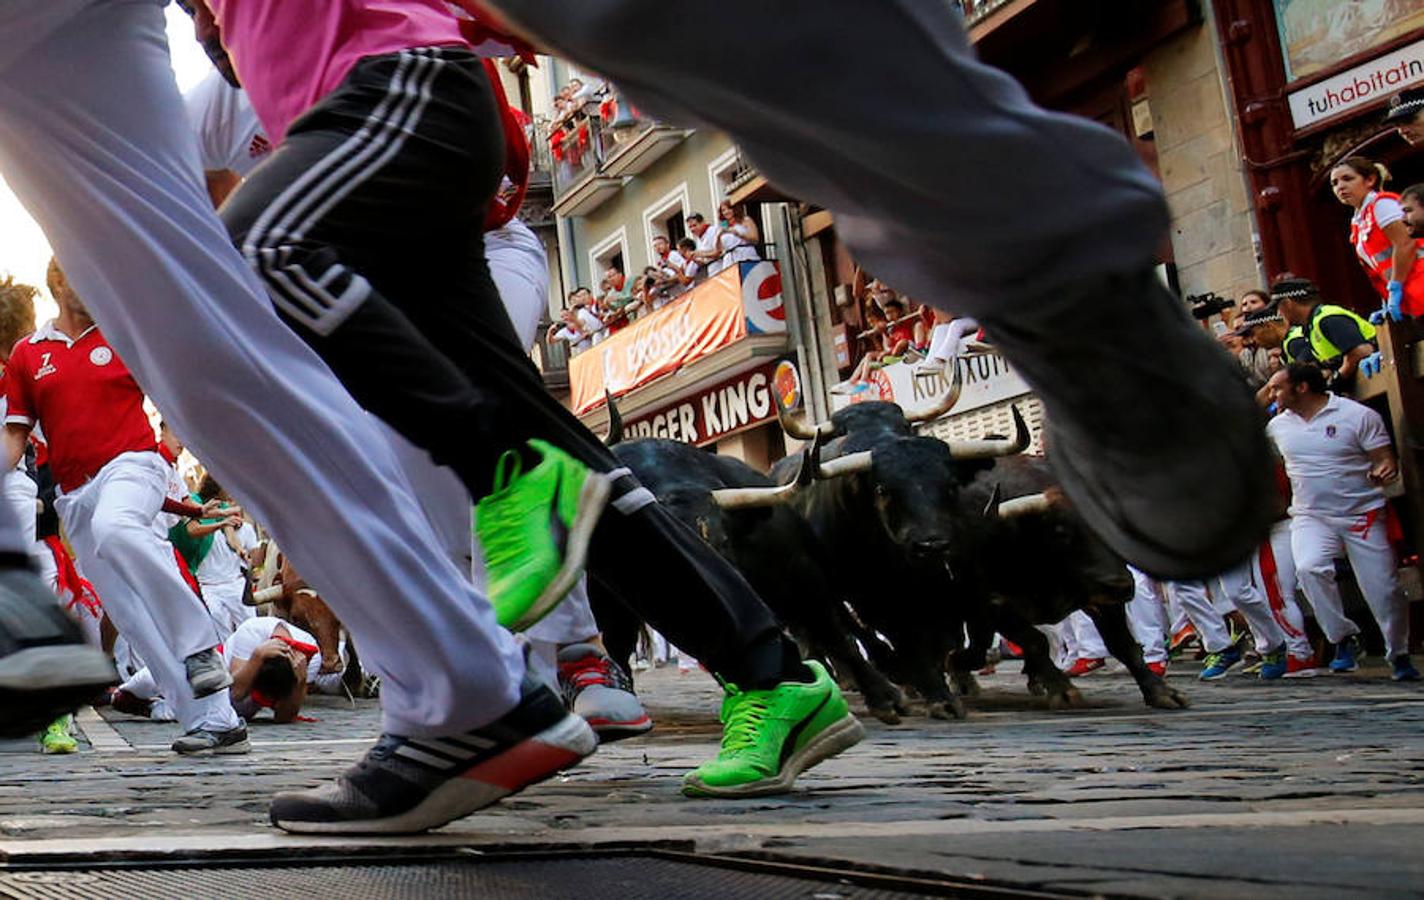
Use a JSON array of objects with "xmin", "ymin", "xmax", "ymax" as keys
[
  {"xmin": 205, "ymin": 169, "xmax": 241, "ymax": 208},
  {"xmin": 1368, "ymin": 445, "xmax": 1399, "ymax": 485},
  {"xmin": 1336, "ymin": 343, "xmax": 1374, "ymax": 381}
]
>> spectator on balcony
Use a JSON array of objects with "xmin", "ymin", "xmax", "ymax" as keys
[
  {"xmin": 686, "ymin": 212, "xmax": 745, "ymax": 277},
  {"xmin": 835, "ymin": 305, "xmax": 893, "ymax": 394},
  {"xmin": 650, "ymin": 235, "xmax": 688, "ymax": 308},
  {"xmin": 882, "ymin": 298, "xmax": 927, "ymax": 356},
  {"xmin": 674, "ymin": 237, "xmax": 705, "ymax": 288},
  {"xmin": 716, "ymin": 201, "xmax": 762, "ymax": 271},
  {"xmin": 547, "ymin": 290, "xmax": 605, "ymax": 354},
  {"xmin": 597, "ymin": 265, "xmax": 637, "ymax": 331}
]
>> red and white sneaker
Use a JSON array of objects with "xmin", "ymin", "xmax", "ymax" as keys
[
  {"xmin": 1146, "ymin": 661, "xmax": 1168, "ymax": 678},
  {"xmin": 1283, "ymin": 654, "xmax": 1321, "ymax": 679},
  {"xmin": 558, "ymin": 643, "xmax": 653, "ymax": 742},
  {"xmin": 269, "ymin": 676, "xmax": 596, "ymax": 834},
  {"xmin": 1063, "ymin": 657, "xmax": 1106, "ymax": 677}
]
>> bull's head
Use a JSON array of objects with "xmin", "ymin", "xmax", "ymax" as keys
[{"xmin": 775, "ymin": 365, "xmax": 964, "ymax": 440}]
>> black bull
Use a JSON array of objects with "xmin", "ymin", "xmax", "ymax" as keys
[
  {"xmin": 770, "ymin": 399, "xmax": 1188, "ymax": 713},
  {"xmin": 589, "ymin": 436, "xmax": 908, "ymax": 722}
]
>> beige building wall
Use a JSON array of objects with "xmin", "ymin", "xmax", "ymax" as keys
[
  {"xmin": 1144, "ymin": 23, "xmax": 1264, "ymax": 302},
  {"xmin": 569, "ymin": 131, "xmax": 738, "ymax": 287}
]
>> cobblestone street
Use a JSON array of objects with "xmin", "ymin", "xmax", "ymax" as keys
[{"xmin": 1, "ymin": 660, "xmax": 1421, "ymax": 897}]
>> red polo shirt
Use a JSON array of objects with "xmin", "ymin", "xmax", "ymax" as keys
[{"xmin": 4, "ymin": 322, "xmax": 158, "ymax": 492}]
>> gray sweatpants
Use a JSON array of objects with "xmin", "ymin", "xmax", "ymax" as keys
[
  {"xmin": 484, "ymin": 0, "xmax": 1168, "ymax": 311},
  {"xmin": 0, "ymin": 0, "xmax": 525, "ymax": 738}
]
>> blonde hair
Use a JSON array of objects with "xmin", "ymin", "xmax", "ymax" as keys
[{"xmin": 0, "ymin": 274, "xmax": 37, "ymax": 353}]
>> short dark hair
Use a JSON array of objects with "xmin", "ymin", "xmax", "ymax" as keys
[
  {"xmin": 677, "ymin": 238, "xmax": 696, "ymax": 253},
  {"xmin": 197, "ymin": 472, "xmax": 223, "ymax": 503},
  {"xmin": 1284, "ymin": 362, "xmax": 1328, "ymax": 395},
  {"xmin": 1403, "ymin": 183, "xmax": 1424, "ymax": 205},
  {"xmin": 686, "ymin": 212, "xmax": 706, "ymax": 224},
  {"xmin": 883, "ymin": 298, "xmax": 905, "ymax": 315},
  {"xmin": 253, "ymin": 654, "xmax": 298, "ymax": 702}
]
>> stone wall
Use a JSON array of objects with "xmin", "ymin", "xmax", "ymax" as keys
[{"xmin": 1144, "ymin": 23, "xmax": 1265, "ymax": 301}]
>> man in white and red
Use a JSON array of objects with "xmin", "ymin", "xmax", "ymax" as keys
[
  {"xmin": 2, "ymin": 260, "xmax": 250, "ymax": 754},
  {"xmin": 1266, "ymin": 363, "xmax": 1418, "ymax": 682}
]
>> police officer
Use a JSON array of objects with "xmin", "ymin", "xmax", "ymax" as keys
[
  {"xmin": 1384, "ymin": 87, "xmax": 1424, "ymax": 147},
  {"xmin": 1272, "ymin": 278, "xmax": 1380, "ymax": 386}
]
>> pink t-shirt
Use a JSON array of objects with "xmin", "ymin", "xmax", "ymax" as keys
[{"xmin": 209, "ymin": 0, "xmax": 468, "ymax": 145}]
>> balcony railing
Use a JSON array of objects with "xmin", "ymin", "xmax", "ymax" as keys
[{"xmin": 542, "ymin": 88, "xmax": 691, "ymax": 217}]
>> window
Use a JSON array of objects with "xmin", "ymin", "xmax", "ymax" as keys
[
  {"xmin": 707, "ymin": 146, "xmax": 742, "ymax": 208},
  {"xmin": 587, "ymin": 226, "xmax": 629, "ymax": 290},
  {"xmin": 642, "ymin": 183, "xmax": 691, "ymax": 258}
]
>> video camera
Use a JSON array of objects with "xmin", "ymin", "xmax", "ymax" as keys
[{"xmin": 1187, "ymin": 291, "xmax": 1233, "ymax": 321}]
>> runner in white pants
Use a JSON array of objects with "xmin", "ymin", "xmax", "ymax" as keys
[
  {"xmin": 1265, "ymin": 365, "xmax": 1417, "ymax": 681},
  {"xmin": 1061, "ymin": 610, "xmax": 1109, "ymax": 676},
  {"xmin": 0, "ymin": 1, "xmax": 565, "ymax": 767},
  {"xmin": 1126, "ymin": 566, "xmax": 1169, "ymax": 673},
  {"xmin": 1256, "ymin": 518, "xmax": 1319, "ymax": 674}
]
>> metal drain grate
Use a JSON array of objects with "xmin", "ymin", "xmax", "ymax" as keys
[{"xmin": 0, "ymin": 853, "xmax": 963, "ymax": 900}]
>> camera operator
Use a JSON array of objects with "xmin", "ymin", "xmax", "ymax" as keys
[{"xmin": 1272, "ymin": 277, "xmax": 1379, "ymax": 391}]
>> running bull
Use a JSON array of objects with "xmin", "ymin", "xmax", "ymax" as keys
[
  {"xmin": 762, "ymin": 378, "xmax": 1025, "ymax": 719},
  {"xmin": 595, "ymin": 399, "xmax": 908, "ymax": 723}
]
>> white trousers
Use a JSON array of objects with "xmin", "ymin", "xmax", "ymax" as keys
[
  {"xmin": 1126, "ymin": 566, "xmax": 1168, "ymax": 664},
  {"xmin": 1211, "ymin": 559, "xmax": 1286, "ymax": 653},
  {"xmin": 925, "ymin": 318, "xmax": 980, "ymax": 364},
  {"xmin": 0, "ymin": 0, "xmax": 522, "ymax": 737},
  {"xmin": 1163, "ymin": 579, "xmax": 1233, "ymax": 654},
  {"xmin": 200, "ymin": 576, "xmax": 254, "ymax": 642},
  {"xmin": 57, "ymin": 452, "xmax": 239, "ymax": 733},
  {"xmin": 1255, "ymin": 520, "xmax": 1313, "ymax": 659},
  {"xmin": 1292, "ymin": 509, "xmax": 1410, "ymax": 660},
  {"xmin": 1067, "ymin": 610, "xmax": 1106, "ymax": 660}
]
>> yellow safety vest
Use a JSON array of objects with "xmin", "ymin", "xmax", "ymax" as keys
[{"xmin": 1306, "ymin": 304, "xmax": 1376, "ymax": 365}]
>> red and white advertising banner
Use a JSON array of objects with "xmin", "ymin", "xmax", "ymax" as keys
[
  {"xmin": 568, "ymin": 262, "xmax": 785, "ymax": 414},
  {"xmin": 618, "ymin": 362, "xmax": 782, "ymax": 446}
]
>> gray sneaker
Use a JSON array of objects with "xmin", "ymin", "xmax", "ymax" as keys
[
  {"xmin": 184, "ymin": 647, "xmax": 232, "ymax": 698},
  {"xmin": 557, "ymin": 643, "xmax": 653, "ymax": 742},
  {"xmin": 172, "ymin": 725, "xmax": 250, "ymax": 756}
]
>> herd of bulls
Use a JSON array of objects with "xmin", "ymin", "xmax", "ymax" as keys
[
  {"xmin": 594, "ymin": 369, "xmax": 1190, "ymax": 722},
  {"xmin": 252, "ymin": 366, "xmax": 1192, "ymax": 721}
]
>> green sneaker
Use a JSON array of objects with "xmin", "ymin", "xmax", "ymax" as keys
[
  {"xmin": 40, "ymin": 714, "xmax": 77, "ymax": 755},
  {"xmin": 682, "ymin": 661, "xmax": 864, "ymax": 798},
  {"xmin": 475, "ymin": 439, "xmax": 611, "ymax": 632}
]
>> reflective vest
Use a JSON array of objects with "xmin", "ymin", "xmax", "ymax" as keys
[
  {"xmin": 1284, "ymin": 325, "xmax": 1311, "ymax": 362},
  {"xmin": 1305, "ymin": 303, "xmax": 1376, "ymax": 365},
  {"xmin": 1350, "ymin": 191, "xmax": 1424, "ymax": 313}
]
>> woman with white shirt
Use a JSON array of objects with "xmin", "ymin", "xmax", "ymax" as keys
[{"xmin": 713, "ymin": 201, "xmax": 761, "ymax": 274}]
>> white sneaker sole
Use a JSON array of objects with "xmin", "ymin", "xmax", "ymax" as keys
[
  {"xmin": 683, "ymin": 714, "xmax": 865, "ymax": 799},
  {"xmin": 508, "ymin": 472, "xmax": 612, "ymax": 633},
  {"xmin": 273, "ymin": 714, "xmax": 598, "ymax": 835}
]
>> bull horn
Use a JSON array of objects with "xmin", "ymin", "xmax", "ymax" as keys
[
  {"xmin": 944, "ymin": 405, "xmax": 1030, "ymax": 459},
  {"xmin": 996, "ymin": 492, "xmax": 1054, "ymax": 519},
  {"xmin": 814, "ymin": 450, "xmax": 874, "ymax": 479},
  {"xmin": 711, "ymin": 431, "xmax": 823, "ymax": 509},
  {"xmin": 604, "ymin": 391, "xmax": 624, "ymax": 445},
  {"xmin": 904, "ymin": 363, "xmax": 963, "ymax": 423},
  {"xmin": 251, "ymin": 585, "xmax": 284, "ymax": 605},
  {"xmin": 773, "ymin": 383, "xmax": 835, "ymax": 441}
]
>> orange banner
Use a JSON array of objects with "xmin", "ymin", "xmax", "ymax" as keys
[{"xmin": 569, "ymin": 266, "xmax": 748, "ymax": 414}]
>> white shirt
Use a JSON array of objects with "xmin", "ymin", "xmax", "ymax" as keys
[
  {"xmin": 183, "ymin": 70, "xmax": 271, "ymax": 177},
  {"xmin": 224, "ymin": 615, "xmax": 322, "ymax": 682},
  {"xmin": 1267, "ymin": 393, "xmax": 1393, "ymax": 518},
  {"xmin": 196, "ymin": 529, "xmax": 244, "ymax": 586}
]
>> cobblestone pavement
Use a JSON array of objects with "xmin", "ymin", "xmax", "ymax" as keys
[{"xmin": 1, "ymin": 659, "xmax": 1421, "ymax": 897}]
